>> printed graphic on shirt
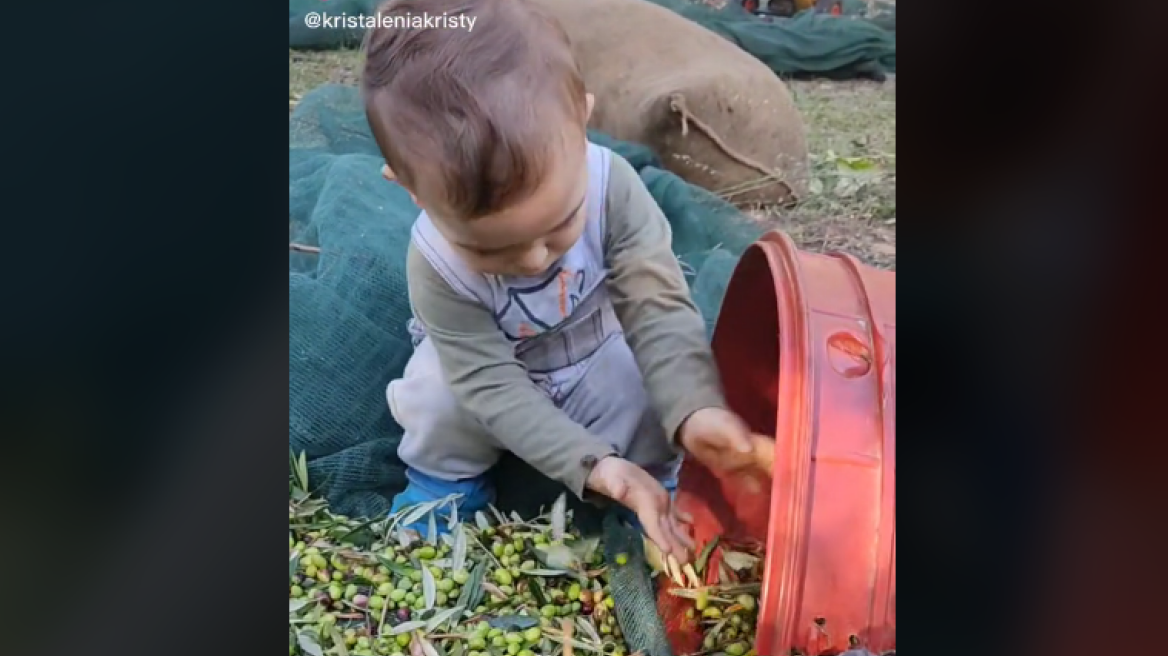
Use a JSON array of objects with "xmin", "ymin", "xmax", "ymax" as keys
[{"xmin": 496, "ymin": 266, "xmax": 587, "ymax": 342}]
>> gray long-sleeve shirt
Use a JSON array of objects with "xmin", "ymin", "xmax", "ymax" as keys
[{"xmin": 406, "ymin": 153, "xmax": 727, "ymax": 498}]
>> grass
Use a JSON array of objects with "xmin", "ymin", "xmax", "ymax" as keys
[{"xmin": 290, "ymin": 50, "xmax": 895, "ymax": 269}]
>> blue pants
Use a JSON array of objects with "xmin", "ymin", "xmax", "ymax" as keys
[{"xmin": 390, "ymin": 467, "xmax": 679, "ymax": 535}]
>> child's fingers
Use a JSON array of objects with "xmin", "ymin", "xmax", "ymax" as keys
[{"xmin": 669, "ymin": 514, "xmax": 696, "ymax": 552}]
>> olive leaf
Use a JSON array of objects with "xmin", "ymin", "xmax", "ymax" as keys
[
  {"xmin": 447, "ymin": 497, "xmax": 460, "ymax": 530},
  {"xmin": 722, "ymin": 550, "xmax": 760, "ymax": 572},
  {"xmin": 452, "ymin": 525, "xmax": 468, "ymax": 573},
  {"xmin": 331, "ymin": 626, "xmax": 350, "ymax": 656},
  {"xmin": 424, "ymin": 605, "xmax": 466, "ymax": 633},
  {"xmin": 397, "ymin": 526, "xmax": 417, "ymax": 549},
  {"xmin": 475, "ymin": 511, "xmax": 491, "ymax": 531},
  {"xmin": 534, "ymin": 543, "xmax": 581, "ymax": 571},
  {"xmin": 422, "ymin": 565, "xmax": 438, "ymax": 610},
  {"xmin": 375, "ymin": 555, "xmax": 413, "ymax": 578},
  {"xmin": 523, "ymin": 569, "xmax": 573, "ymax": 577},
  {"xmin": 389, "ymin": 620, "xmax": 428, "ymax": 636},
  {"xmin": 440, "ymin": 533, "xmax": 455, "ymax": 549},
  {"xmin": 427, "ymin": 513, "xmax": 438, "ymax": 546},
  {"xmin": 568, "ymin": 537, "xmax": 600, "ymax": 564},
  {"xmin": 550, "ymin": 493, "xmax": 567, "ymax": 542},
  {"xmin": 488, "ymin": 504, "xmax": 508, "ymax": 525},
  {"xmin": 289, "ymin": 551, "xmax": 301, "ymax": 583},
  {"xmin": 575, "ymin": 617, "xmax": 602, "ymax": 645},
  {"xmin": 527, "ymin": 576, "xmax": 548, "ymax": 606},
  {"xmin": 297, "ymin": 630, "xmax": 325, "ymax": 656},
  {"xmin": 487, "ymin": 615, "xmax": 541, "ymax": 630},
  {"xmin": 448, "ymin": 641, "xmax": 465, "ymax": 656},
  {"xmin": 416, "ymin": 632, "xmax": 441, "ymax": 656},
  {"xmin": 289, "ymin": 598, "xmax": 311, "ymax": 614},
  {"xmin": 694, "ymin": 535, "xmax": 721, "ymax": 577},
  {"xmin": 399, "ymin": 498, "xmax": 446, "ymax": 528},
  {"xmin": 641, "ymin": 537, "xmax": 665, "ymax": 576}
]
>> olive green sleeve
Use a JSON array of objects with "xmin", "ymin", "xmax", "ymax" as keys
[
  {"xmin": 603, "ymin": 153, "xmax": 728, "ymax": 443},
  {"xmin": 406, "ymin": 243, "xmax": 616, "ymax": 498}
]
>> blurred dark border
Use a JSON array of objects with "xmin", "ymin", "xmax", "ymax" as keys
[{"xmin": 1, "ymin": 1, "xmax": 1165, "ymax": 655}]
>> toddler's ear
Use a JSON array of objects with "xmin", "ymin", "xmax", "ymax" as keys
[
  {"xmin": 381, "ymin": 164, "xmax": 419, "ymax": 204},
  {"xmin": 585, "ymin": 93, "xmax": 595, "ymax": 122}
]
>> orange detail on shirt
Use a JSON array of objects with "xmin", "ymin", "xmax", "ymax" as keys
[
  {"xmin": 518, "ymin": 323, "xmax": 536, "ymax": 338},
  {"xmin": 558, "ymin": 270, "xmax": 571, "ymax": 317}
]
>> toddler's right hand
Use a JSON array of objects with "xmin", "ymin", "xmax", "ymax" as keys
[{"xmin": 585, "ymin": 456, "xmax": 694, "ymax": 563}]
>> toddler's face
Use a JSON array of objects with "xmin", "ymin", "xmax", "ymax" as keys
[{"xmin": 432, "ymin": 139, "xmax": 590, "ymax": 277}]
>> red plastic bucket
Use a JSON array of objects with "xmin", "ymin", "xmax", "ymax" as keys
[{"xmin": 660, "ymin": 231, "xmax": 896, "ymax": 655}]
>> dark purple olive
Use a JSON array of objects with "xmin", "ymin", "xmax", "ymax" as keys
[{"xmin": 396, "ymin": 607, "xmax": 411, "ymax": 621}]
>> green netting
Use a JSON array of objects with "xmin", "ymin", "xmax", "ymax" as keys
[
  {"xmin": 289, "ymin": 84, "xmax": 762, "ymax": 519},
  {"xmin": 654, "ymin": 0, "xmax": 895, "ymax": 79},
  {"xmin": 288, "ymin": 0, "xmax": 895, "ymax": 79}
]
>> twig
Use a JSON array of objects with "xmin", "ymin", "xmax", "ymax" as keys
[
  {"xmin": 290, "ymin": 242, "xmax": 321, "ymax": 254},
  {"xmin": 562, "ymin": 618, "xmax": 574, "ymax": 656}
]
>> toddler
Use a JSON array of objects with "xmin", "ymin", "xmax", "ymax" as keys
[{"xmin": 362, "ymin": 0, "xmax": 765, "ymax": 560}]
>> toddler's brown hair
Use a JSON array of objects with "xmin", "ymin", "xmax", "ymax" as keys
[{"xmin": 362, "ymin": 0, "xmax": 588, "ymax": 220}]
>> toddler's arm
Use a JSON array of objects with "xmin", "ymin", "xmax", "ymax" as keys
[
  {"xmin": 602, "ymin": 154, "xmax": 728, "ymax": 443},
  {"xmin": 406, "ymin": 243, "xmax": 616, "ymax": 499}
]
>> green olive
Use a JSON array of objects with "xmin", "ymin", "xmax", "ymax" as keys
[
  {"xmin": 311, "ymin": 554, "xmax": 329, "ymax": 570},
  {"xmin": 701, "ymin": 606, "xmax": 722, "ymax": 619},
  {"xmin": 541, "ymin": 604, "xmax": 558, "ymax": 618},
  {"xmin": 503, "ymin": 544, "xmax": 516, "ymax": 557},
  {"xmin": 492, "ymin": 543, "xmax": 505, "ymax": 557},
  {"xmin": 494, "ymin": 570, "xmax": 513, "ymax": 586},
  {"xmin": 504, "ymin": 632, "xmax": 523, "ymax": 644},
  {"xmin": 328, "ymin": 585, "xmax": 343, "ymax": 600},
  {"xmin": 497, "ymin": 584, "xmax": 515, "ymax": 596},
  {"xmin": 408, "ymin": 570, "xmax": 423, "ymax": 583},
  {"xmin": 519, "ymin": 560, "xmax": 536, "ymax": 571},
  {"xmin": 518, "ymin": 650, "xmax": 535, "ymax": 656},
  {"xmin": 506, "ymin": 644, "xmax": 521, "ymax": 656},
  {"xmin": 437, "ymin": 579, "xmax": 454, "ymax": 592},
  {"xmin": 290, "ymin": 585, "xmax": 304, "ymax": 598},
  {"xmin": 304, "ymin": 564, "xmax": 318, "ymax": 578},
  {"xmin": 737, "ymin": 594, "xmax": 757, "ymax": 612},
  {"xmin": 491, "ymin": 636, "xmax": 507, "ymax": 648},
  {"xmin": 523, "ymin": 627, "xmax": 542, "ymax": 643},
  {"xmin": 396, "ymin": 634, "xmax": 412, "ymax": 648},
  {"xmin": 488, "ymin": 628, "xmax": 504, "ymax": 638},
  {"xmin": 414, "ymin": 546, "xmax": 437, "ymax": 560},
  {"xmin": 567, "ymin": 583, "xmax": 581, "ymax": 601},
  {"xmin": 344, "ymin": 584, "xmax": 359, "ymax": 600},
  {"xmin": 390, "ymin": 589, "xmax": 406, "ymax": 602},
  {"xmin": 369, "ymin": 595, "xmax": 385, "ymax": 609},
  {"xmin": 404, "ymin": 592, "xmax": 417, "ymax": 605},
  {"xmin": 724, "ymin": 642, "xmax": 746, "ymax": 656},
  {"xmin": 468, "ymin": 637, "xmax": 487, "ymax": 650},
  {"xmin": 396, "ymin": 578, "xmax": 412, "ymax": 591},
  {"xmin": 332, "ymin": 571, "xmax": 344, "ymax": 581},
  {"xmin": 435, "ymin": 592, "xmax": 448, "ymax": 606},
  {"xmin": 730, "ymin": 614, "xmax": 742, "ymax": 626},
  {"xmin": 614, "ymin": 553, "xmax": 629, "ymax": 566},
  {"xmin": 452, "ymin": 569, "xmax": 470, "ymax": 585}
]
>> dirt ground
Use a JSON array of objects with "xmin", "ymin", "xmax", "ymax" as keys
[{"xmin": 290, "ymin": 50, "xmax": 895, "ymax": 270}]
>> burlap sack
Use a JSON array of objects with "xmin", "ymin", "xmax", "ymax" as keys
[{"xmin": 529, "ymin": 0, "xmax": 809, "ymax": 205}]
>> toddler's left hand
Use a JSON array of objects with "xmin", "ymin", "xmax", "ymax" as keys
[{"xmin": 678, "ymin": 407, "xmax": 773, "ymax": 487}]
